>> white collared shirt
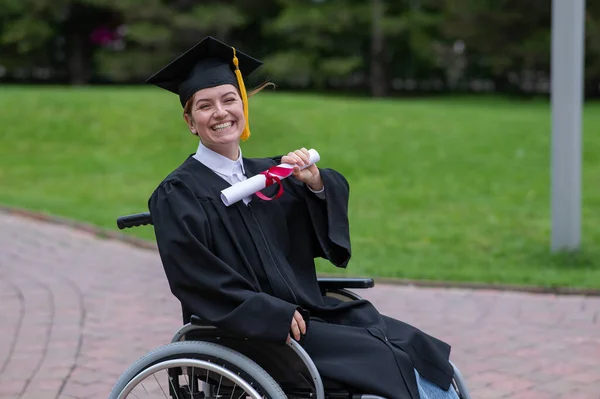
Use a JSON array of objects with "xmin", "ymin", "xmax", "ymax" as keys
[
  {"xmin": 193, "ymin": 141, "xmax": 252, "ymax": 205},
  {"xmin": 192, "ymin": 141, "xmax": 325, "ymax": 205}
]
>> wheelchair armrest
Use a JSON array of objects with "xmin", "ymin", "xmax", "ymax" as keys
[{"xmin": 317, "ymin": 277, "xmax": 374, "ymax": 291}]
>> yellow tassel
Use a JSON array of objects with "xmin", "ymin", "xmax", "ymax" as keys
[{"xmin": 232, "ymin": 47, "xmax": 251, "ymax": 142}]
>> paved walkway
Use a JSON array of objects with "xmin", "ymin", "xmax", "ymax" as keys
[{"xmin": 0, "ymin": 211, "xmax": 599, "ymax": 399}]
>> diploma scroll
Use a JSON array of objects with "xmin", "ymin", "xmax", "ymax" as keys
[{"xmin": 220, "ymin": 149, "xmax": 321, "ymax": 206}]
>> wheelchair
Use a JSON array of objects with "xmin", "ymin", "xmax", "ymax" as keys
[{"xmin": 109, "ymin": 212, "xmax": 472, "ymax": 399}]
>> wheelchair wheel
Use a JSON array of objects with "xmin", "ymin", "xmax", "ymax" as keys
[{"xmin": 108, "ymin": 341, "xmax": 286, "ymax": 399}]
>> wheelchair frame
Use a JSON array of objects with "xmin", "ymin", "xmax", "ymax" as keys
[{"xmin": 112, "ymin": 212, "xmax": 472, "ymax": 399}]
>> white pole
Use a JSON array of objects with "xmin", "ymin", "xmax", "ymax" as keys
[{"xmin": 551, "ymin": 0, "xmax": 586, "ymax": 252}]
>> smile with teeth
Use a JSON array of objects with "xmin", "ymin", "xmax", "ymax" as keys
[{"xmin": 212, "ymin": 121, "xmax": 234, "ymax": 132}]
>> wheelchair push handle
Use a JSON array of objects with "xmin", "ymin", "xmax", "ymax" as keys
[{"xmin": 116, "ymin": 212, "xmax": 153, "ymax": 229}]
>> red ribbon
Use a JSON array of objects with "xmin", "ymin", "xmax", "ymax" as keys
[{"xmin": 255, "ymin": 165, "xmax": 294, "ymax": 201}]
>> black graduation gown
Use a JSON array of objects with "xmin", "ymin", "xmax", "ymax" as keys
[{"xmin": 148, "ymin": 154, "xmax": 454, "ymax": 399}]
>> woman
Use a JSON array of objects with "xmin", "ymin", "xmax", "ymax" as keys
[{"xmin": 146, "ymin": 36, "xmax": 459, "ymax": 399}]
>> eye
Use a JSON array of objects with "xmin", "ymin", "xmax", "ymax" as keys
[
  {"xmin": 199, "ymin": 103, "xmax": 211, "ymax": 110},
  {"xmin": 225, "ymin": 97, "xmax": 236, "ymax": 103}
]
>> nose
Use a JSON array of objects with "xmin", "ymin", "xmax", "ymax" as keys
[{"xmin": 214, "ymin": 103, "xmax": 228, "ymax": 119}]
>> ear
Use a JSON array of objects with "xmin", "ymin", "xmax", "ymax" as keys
[{"xmin": 183, "ymin": 112, "xmax": 197, "ymax": 135}]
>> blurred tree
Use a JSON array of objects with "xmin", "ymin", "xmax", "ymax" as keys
[
  {"xmin": 371, "ymin": 0, "xmax": 387, "ymax": 97},
  {"xmin": 440, "ymin": 0, "xmax": 600, "ymax": 95},
  {"xmin": 584, "ymin": 1, "xmax": 600, "ymax": 95},
  {"xmin": 260, "ymin": 0, "xmax": 445, "ymax": 96},
  {"xmin": 0, "ymin": 0, "xmax": 172, "ymax": 84},
  {"xmin": 92, "ymin": 0, "xmax": 259, "ymax": 83},
  {"xmin": 260, "ymin": 0, "xmax": 369, "ymax": 90},
  {"xmin": 383, "ymin": 0, "xmax": 446, "ymax": 91},
  {"xmin": 440, "ymin": 0, "xmax": 551, "ymax": 93},
  {"xmin": 1, "ymin": 0, "xmax": 598, "ymax": 96}
]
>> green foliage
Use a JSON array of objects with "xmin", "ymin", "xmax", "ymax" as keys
[
  {"xmin": 261, "ymin": 51, "xmax": 316, "ymax": 85},
  {"xmin": 318, "ymin": 56, "xmax": 364, "ymax": 78},
  {"xmin": 94, "ymin": 49, "xmax": 169, "ymax": 82},
  {"xmin": 585, "ymin": 4, "xmax": 600, "ymax": 84},
  {"xmin": 439, "ymin": 0, "xmax": 600, "ymax": 90},
  {"xmin": 0, "ymin": 0, "xmax": 64, "ymax": 53},
  {"xmin": 261, "ymin": 0, "xmax": 368, "ymax": 87},
  {"xmin": 1, "ymin": 16, "xmax": 53, "ymax": 52},
  {"xmin": 1, "ymin": 0, "xmax": 600, "ymax": 94},
  {"xmin": 125, "ymin": 22, "xmax": 171, "ymax": 46},
  {"xmin": 174, "ymin": 3, "xmax": 247, "ymax": 33}
]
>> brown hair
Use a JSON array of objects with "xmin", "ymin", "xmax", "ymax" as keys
[{"xmin": 183, "ymin": 81, "xmax": 276, "ymax": 117}]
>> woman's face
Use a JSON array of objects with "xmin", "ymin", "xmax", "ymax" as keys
[{"xmin": 184, "ymin": 84, "xmax": 245, "ymax": 149}]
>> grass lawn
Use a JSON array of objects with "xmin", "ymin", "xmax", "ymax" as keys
[{"xmin": 1, "ymin": 85, "xmax": 600, "ymax": 289}]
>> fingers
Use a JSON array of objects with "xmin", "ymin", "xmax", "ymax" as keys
[
  {"xmin": 281, "ymin": 148, "xmax": 318, "ymax": 186},
  {"xmin": 304, "ymin": 163, "xmax": 318, "ymax": 175},
  {"xmin": 282, "ymin": 148, "xmax": 311, "ymax": 168},
  {"xmin": 280, "ymin": 155, "xmax": 293, "ymax": 165},
  {"xmin": 289, "ymin": 310, "xmax": 307, "ymax": 342},
  {"xmin": 295, "ymin": 148, "xmax": 311, "ymax": 166},
  {"xmin": 287, "ymin": 152, "xmax": 304, "ymax": 167},
  {"xmin": 294, "ymin": 310, "xmax": 307, "ymax": 335},
  {"xmin": 290, "ymin": 317, "xmax": 301, "ymax": 341}
]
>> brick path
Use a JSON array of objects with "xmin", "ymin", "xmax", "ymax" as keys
[{"xmin": 0, "ymin": 211, "xmax": 599, "ymax": 399}]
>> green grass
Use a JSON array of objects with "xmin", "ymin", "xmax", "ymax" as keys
[{"xmin": 2, "ymin": 85, "xmax": 600, "ymax": 289}]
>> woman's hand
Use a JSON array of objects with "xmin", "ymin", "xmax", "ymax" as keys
[
  {"xmin": 287, "ymin": 310, "xmax": 307, "ymax": 343},
  {"xmin": 281, "ymin": 148, "xmax": 324, "ymax": 191}
]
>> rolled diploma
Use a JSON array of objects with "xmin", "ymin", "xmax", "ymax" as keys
[{"xmin": 220, "ymin": 148, "xmax": 321, "ymax": 206}]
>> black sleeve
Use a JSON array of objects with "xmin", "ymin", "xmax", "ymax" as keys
[
  {"xmin": 303, "ymin": 168, "xmax": 352, "ymax": 268},
  {"xmin": 149, "ymin": 179, "xmax": 298, "ymax": 344}
]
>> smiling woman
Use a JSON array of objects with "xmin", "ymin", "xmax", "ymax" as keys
[
  {"xmin": 183, "ymin": 85, "xmax": 247, "ymax": 159},
  {"xmin": 141, "ymin": 35, "xmax": 461, "ymax": 399},
  {"xmin": 182, "ymin": 82, "xmax": 276, "ymax": 159}
]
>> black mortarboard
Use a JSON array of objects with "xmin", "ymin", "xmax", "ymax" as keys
[
  {"xmin": 145, "ymin": 36, "xmax": 263, "ymax": 141},
  {"xmin": 145, "ymin": 36, "xmax": 263, "ymax": 108}
]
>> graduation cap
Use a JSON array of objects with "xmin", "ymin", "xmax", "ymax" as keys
[{"xmin": 146, "ymin": 36, "xmax": 263, "ymax": 141}]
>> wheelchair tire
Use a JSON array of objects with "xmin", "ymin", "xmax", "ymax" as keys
[{"xmin": 108, "ymin": 340, "xmax": 286, "ymax": 399}]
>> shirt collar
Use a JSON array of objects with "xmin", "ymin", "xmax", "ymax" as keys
[{"xmin": 193, "ymin": 141, "xmax": 245, "ymax": 177}]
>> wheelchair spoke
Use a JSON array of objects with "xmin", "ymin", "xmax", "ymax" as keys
[
  {"xmin": 183, "ymin": 372, "xmax": 192, "ymax": 398},
  {"xmin": 190, "ymin": 367, "xmax": 195, "ymax": 398},
  {"xmin": 202, "ymin": 366, "xmax": 210, "ymax": 398},
  {"xmin": 217, "ymin": 373, "xmax": 223, "ymax": 396},
  {"xmin": 156, "ymin": 373, "xmax": 172, "ymax": 399},
  {"xmin": 298, "ymin": 372, "xmax": 316, "ymax": 395}
]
